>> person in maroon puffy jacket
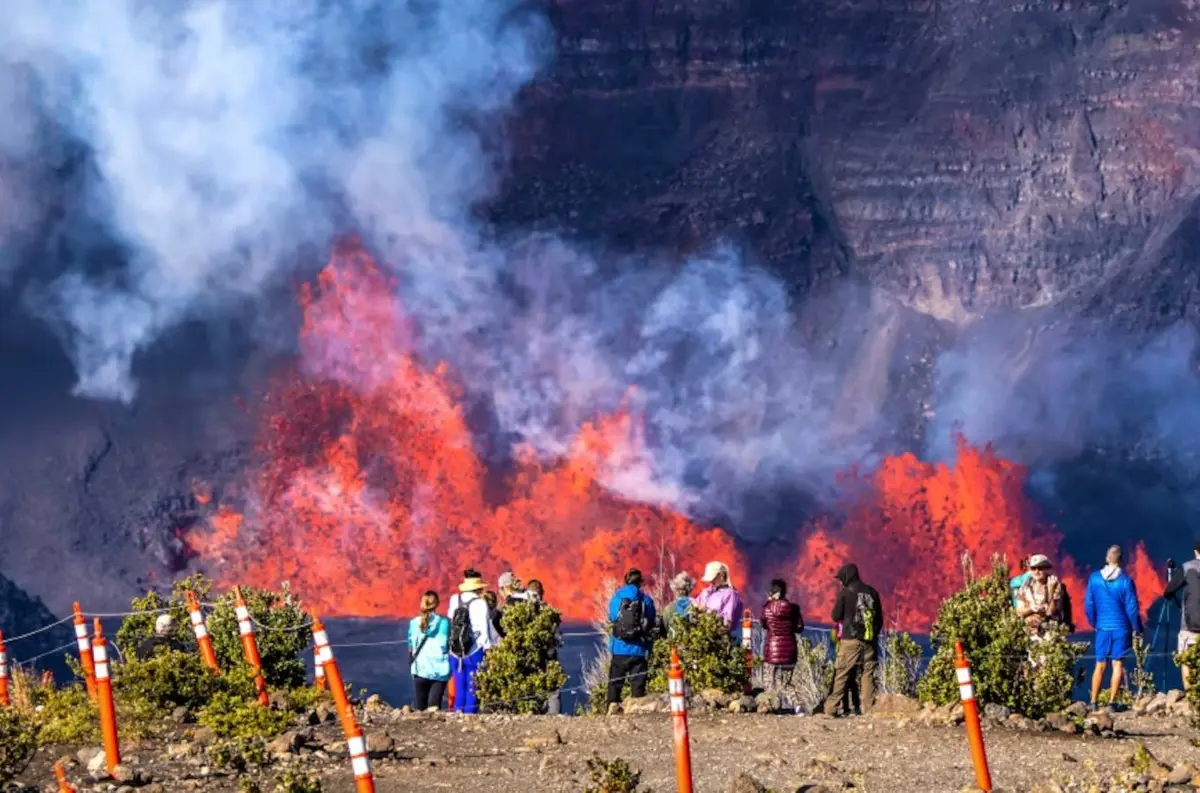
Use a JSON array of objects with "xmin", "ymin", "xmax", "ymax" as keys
[{"xmin": 760, "ymin": 579, "xmax": 804, "ymax": 686}]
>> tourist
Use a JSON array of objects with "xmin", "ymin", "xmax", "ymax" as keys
[
  {"xmin": 1014, "ymin": 554, "xmax": 1064, "ymax": 637},
  {"xmin": 525, "ymin": 579, "xmax": 563, "ymax": 714},
  {"xmin": 1010, "ymin": 556, "xmax": 1031, "ymax": 607},
  {"xmin": 607, "ymin": 568, "xmax": 656, "ymax": 709},
  {"xmin": 134, "ymin": 613, "xmax": 185, "ymax": 660},
  {"xmin": 692, "ymin": 561, "xmax": 745, "ymax": 635},
  {"xmin": 760, "ymin": 578, "xmax": 803, "ymax": 687},
  {"xmin": 662, "ymin": 572, "xmax": 694, "ymax": 635},
  {"xmin": 1164, "ymin": 541, "xmax": 1200, "ymax": 687},
  {"xmin": 408, "ymin": 590, "xmax": 450, "ymax": 711},
  {"xmin": 821, "ymin": 563, "xmax": 882, "ymax": 715},
  {"xmin": 1085, "ymin": 545, "xmax": 1142, "ymax": 711},
  {"xmin": 446, "ymin": 570, "xmax": 497, "ymax": 714}
]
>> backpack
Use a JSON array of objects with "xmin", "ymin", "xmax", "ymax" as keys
[
  {"xmin": 852, "ymin": 589, "xmax": 878, "ymax": 642},
  {"xmin": 1057, "ymin": 583, "xmax": 1076, "ymax": 634},
  {"xmin": 612, "ymin": 596, "xmax": 650, "ymax": 643},
  {"xmin": 449, "ymin": 599, "xmax": 476, "ymax": 657}
]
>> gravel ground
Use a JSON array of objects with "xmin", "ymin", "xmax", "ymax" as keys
[{"xmin": 18, "ymin": 708, "xmax": 1200, "ymax": 793}]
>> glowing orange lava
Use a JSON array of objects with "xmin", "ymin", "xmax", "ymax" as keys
[
  {"xmin": 789, "ymin": 438, "xmax": 1164, "ymax": 632},
  {"xmin": 188, "ymin": 243, "xmax": 745, "ymax": 621},
  {"xmin": 189, "ymin": 242, "xmax": 1164, "ymax": 629}
]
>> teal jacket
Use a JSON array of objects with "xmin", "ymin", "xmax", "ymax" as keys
[{"xmin": 407, "ymin": 615, "xmax": 451, "ymax": 682}]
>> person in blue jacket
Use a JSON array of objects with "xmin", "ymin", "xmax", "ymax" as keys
[
  {"xmin": 1085, "ymin": 545, "xmax": 1142, "ymax": 710},
  {"xmin": 407, "ymin": 590, "xmax": 451, "ymax": 711},
  {"xmin": 606, "ymin": 568, "xmax": 657, "ymax": 709}
]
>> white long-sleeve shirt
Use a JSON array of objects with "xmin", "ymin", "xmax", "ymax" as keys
[{"xmin": 446, "ymin": 591, "xmax": 498, "ymax": 655}]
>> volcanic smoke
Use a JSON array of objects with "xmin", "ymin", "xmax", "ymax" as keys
[{"xmin": 189, "ymin": 245, "xmax": 1165, "ymax": 629}]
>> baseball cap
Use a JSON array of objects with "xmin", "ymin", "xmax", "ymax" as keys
[
  {"xmin": 701, "ymin": 561, "xmax": 728, "ymax": 583},
  {"xmin": 1028, "ymin": 554, "xmax": 1053, "ymax": 570}
]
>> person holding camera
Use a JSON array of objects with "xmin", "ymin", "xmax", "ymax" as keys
[{"xmin": 1164, "ymin": 541, "xmax": 1200, "ymax": 688}]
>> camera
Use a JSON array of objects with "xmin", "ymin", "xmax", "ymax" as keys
[{"xmin": 1167, "ymin": 558, "xmax": 1178, "ymax": 571}]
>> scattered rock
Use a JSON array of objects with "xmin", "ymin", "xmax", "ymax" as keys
[
  {"xmin": 86, "ymin": 751, "xmax": 108, "ymax": 777},
  {"xmin": 983, "ymin": 703, "xmax": 1012, "ymax": 721},
  {"xmin": 727, "ymin": 771, "xmax": 766, "ymax": 793},
  {"xmin": 1083, "ymin": 710, "xmax": 1115, "ymax": 736},
  {"xmin": 77, "ymin": 747, "xmax": 102, "ymax": 767},
  {"xmin": 700, "ymin": 689, "xmax": 733, "ymax": 708},
  {"xmin": 267, "ymin": 729, "xmax": 310, "ymax": 755},
  {"xmin": 1128, "ymin": 740, "xmax": 1172, "ymax": 779},
  {"xmin": 522, "ymin": 730, "xmax": 564, "ymax": 750},
  {"xmin": 364, "ymin": 694, "xmax": 388, "ymax": 713},
  {"xmin": 110, "ymin": 764, "xmax": 135, "ymax": 783},
  {"xmin": 729, "ymin": 696, "xmax": 757, "ymax": 713},
  {"xmin": 366, "ymin": 730, "xmax": 395, "ymax": 757},
  {"xmin": 872, "ymin": 694, "xmax": 921, "ymax": 715},
  {"xmin": 1065, "ymin": 702, "xmax": 1089, "ymax": 719},
  {"xmin": 754, "ymin": 691, "xmax": 782, "ymax": 714},
  {"xmin": 170, "ymin": 706, "xmax": 192, "ymax": 724},
  {"xmin": 1166, "ymin": 763, "xmax": 1194, "ymax": 785},
  {"xmin": 189, "ymin": 727, "xmax": 215, "ymax": 746},
  {"xmin": 623, "ymin": 695, "xmax": 664, "ymax": 714}
]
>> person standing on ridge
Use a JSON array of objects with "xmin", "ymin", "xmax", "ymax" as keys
[
  {"xmin": 1010, "ymin": 556, "xmax": 1032, "ymax": 607},
  {"xmin": 1164, "ymin": 541, "xmax": 1200, "ymax": 688},
  {"xmin": 822, "ymin": 563, "xmax": 882, "ymax": 715},
  {"xmin": 525, "ymin": 579, "xmax": 563, "ymax": 714},
  {"xmin": 692, "ymin": 561, "xmax": 744, "ymax": 637},
  {"xmin": 408, "ymin": 591, "xmax": 450, "ymax": 711},
  {"xmin": 1015, "ymin": 554, "xmax": 1064, "ymax": 637},
  {"xmin": 1085, "ymin": 545, "xmax": 1142, "ymax": 711},
  {"xmin": 761, "ymin": 578, "xmax": 803, "ymax": 687},
  {"xmin": 662, "ymin": 572, "xmax": 694, "ymax": 635},
  {"xmin": 607, "ymin": 568, "xmax": 656, "ymax": 710},
  {"xmin": 446, "ymin": 570, "xmax": 497, "ymax": 714}
]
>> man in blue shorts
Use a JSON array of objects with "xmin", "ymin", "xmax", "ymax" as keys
[{"xmin": 1085, "ymin": 545, "xmax": 1142, "ymax": 711}]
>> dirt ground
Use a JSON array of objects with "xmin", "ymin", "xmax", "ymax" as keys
[{"xmin": 19, "ymin": 708, "xmax": 1200, "ymax": 793}]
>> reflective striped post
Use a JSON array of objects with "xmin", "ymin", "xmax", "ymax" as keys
[
  {"xmin": 186, "ymin": 591, "xmax": 220, "ymax": 674},
  {"xmin": 73, "ymin": 603, "xmax": 97, "ymax": 699},
  {"xmin": 741, "ymin": 608, "xmax": 754, "ymax": 692},
  {"xmin": 0, "ymin": 630, "xmax": 9, "ymax": 707},
  {"xmin": 668, "ymin": 648, "xmax": 694, "ymax": 793},
  {"xmin": 234, "ymin": 588, "xmax": 269, "ymax": 706},
  {"xmin": 954, "ymin": 640, "xmax": 993, "ymax": 792},
  {"xmin": 91, "ymin": 619, "xmax": 121, "ymax": 775},
  {"xmin": 314, "ymin": 644, "xmax": 328, "ymax": 691},
  {"xmin": 346, "ymin": 725, "xmax": 376, "ymax": 793},
  {"xmin": 311, "ymin": 616, "xmax": 356, "ymax": 734},
  {"xmin": 54, "ymin": 760, "xmax": 78, "ymax": 793}
]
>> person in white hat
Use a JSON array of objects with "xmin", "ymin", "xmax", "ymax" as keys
[
  {"xmin": 445, "ymin": 569, "xmax": 498, "ymax": 713},
  {"xmin": 692, "ymin": 561, "xmax": 744, "ymax": 635},
  {"xmin": 1014, "ymin": 554, "xmax": 1064, "ymax": 637}
]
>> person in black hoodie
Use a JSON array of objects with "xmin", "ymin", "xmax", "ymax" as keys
[
  {"xmin": 821, "ymin": 563, "xmax": 883, "ymax": 716},
  {"xmin": 1164, "ymin": 541, "xmax": 1200, "ymax": 688}
]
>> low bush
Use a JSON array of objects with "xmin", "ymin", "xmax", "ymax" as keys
[
  {"xmin": 880, "ymin": 632, "xmax": 924, "ymax": 697},
  {"xmin": 273, "ymin": 765, "xmax": 322, "ymax": 793},
  {"xmin": 0, "ymin": 708, "xmax": 38, "ymax": 783},
  {"xmin": 1175, "ymin": 638, "xmax": 1200, "ymax": 729},
  {"xmin": 199, "ymin": 691, "xmax": 293, "ymax": 740},
  {"xmin": 475, "ymin": 601, "xmax": 567, "ymax": 714},
  {"xmin": 649, "ymin": 609, "xmax": 748, "ymax": 694},
  {"xmin": 918, "ymin": 561, "xmax": 1085, "ymax": 718},
  {"xmin": 208, "ymin": 736, "xmax": 270, "ymax": 772},
  {"xmin": 32, "ymin": 684, "xmax": 99, "ymax": 745},
  {"xmin": 583, "ymin": 756, "xmax": 646, "ymax": 793}
]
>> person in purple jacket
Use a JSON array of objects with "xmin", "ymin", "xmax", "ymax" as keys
[
  {"xmin": 1085, "ymin": 545, "xmax": 1142, "ymax": 711},
  {"xmin": 692, "ymin": 561, "xmax": 744, "ymax": 639}
]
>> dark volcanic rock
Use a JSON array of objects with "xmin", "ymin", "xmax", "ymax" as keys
[{"xmin": 0, "ymin": 570, "xmax": 69, "ymax": 663}]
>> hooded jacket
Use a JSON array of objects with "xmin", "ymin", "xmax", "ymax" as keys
[
  {"xmin": 1084, "ymin": 566, "xmax": 1142, "ymax": 634},
  {"xmin": 831, "ymin": 564, "xmax": 883, "ymax": 642},
  {"xmin": 1165, "ymin": 559, "xmax": 1200, "ymax": 633},
  {"xmin": 608, "ymin": 583, "xmax": 656, "ymax": 657},
  {"xmin": 761, "ymin": 597, "xmax": 803, "ymax": 665}
]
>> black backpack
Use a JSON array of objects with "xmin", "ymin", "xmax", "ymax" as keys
[
  {"xmin": 612, "ymin": 596, "xmax": 650, "ymax": 643},
  {"xmin": 449, "ymin": 600, "xmax": 475, "ymax": 657},
  {"xmin": 1057, "ymin": 584, "xmax": 1076, "ymax": 634}
]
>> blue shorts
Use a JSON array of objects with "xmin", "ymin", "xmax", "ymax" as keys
[{"xmin": 1094, "ymin": 630, "xmax": 1132, "ymax": 661}]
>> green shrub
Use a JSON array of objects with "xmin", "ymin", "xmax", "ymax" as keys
[
  {"xmin": 917, "ymin": 562, "xmax": 1085, "ymax": 718},
  {"xmin": 32, "ymin": 684, "xmax": 99, "ymax": 745},
  {"xmin": 116, "ymin": 575, "xmax": 308, "ymax": 690},
  {"xmin": 880, "ymin": 632, "xmax": 924, "ymax": 697},
  {"xmin": 0, "ymin": 708, "xmax": 38, "ymax": 783},
  {"xmin": 199, "ymin": 690, "xmax": 293, "ymax": 740},
  {"xmin": 208, "ymin": 736, "xmax": 269, "ymax": 772},
  {"xmin": 1175, "ymin": 638, "xmax": 1200, "ymax": 729},
  {"xmin": 583, "ymin": 756, "xmax": 645, "ymax": 793},
  {"xmin": 274, "ymin": 765, "xmax": 322, "ymax": 793},
  {"xmin": 113, "ymin": 650, "xmax": 227, "ymax": 712},
  {"xmin": 648, "ymin": 609, "xmax": 747, "ymax": 694},
  {"xmin": 475, "ymin": 601, "xmax": 568, "ymax": 714}
]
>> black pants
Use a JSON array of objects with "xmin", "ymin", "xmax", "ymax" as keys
[
  {"xmin": 413, "ymin": 676, "xmax": 447, "ymax": 711},
  {"xmin": 607, "ymin": 654, "xmax": 648, "ymax": 704}
]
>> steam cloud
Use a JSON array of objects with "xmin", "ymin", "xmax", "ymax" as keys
[{"xmin": 2, "ymin": 0, "xmax": 1199, "ymax": 539}]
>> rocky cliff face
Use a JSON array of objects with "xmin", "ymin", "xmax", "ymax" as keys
[{"xmin": 499, "ymin": 0, "xmax": 1200, "ymax": 326}]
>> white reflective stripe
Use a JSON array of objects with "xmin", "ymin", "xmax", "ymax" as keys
[
  {"xmin": 75, "ymin": 624, "xmax": 88, "ymax": 638},
  {"xmin": 955, "ymin": 667, "xmax": 972, "ymax": 684},
  {"xmin": 77, "ymin": 638, "xmax": 91, "ymax": 651},
  {"xmin": 351, "ymin": 756, "xmax": 370, "ymax": 777},
  {"xmin": 959, "ymin": 683, "xmax": 974, "ymax": 701},
  {"xmin": 315, "ymin": 663, "xmax": 326, "ymax": 677},
  {"xmin": 668, "ymin": 678, "xmax": 683, "ymax": 695},
  {"xmin": 347, "ymin": 736, "xmax": 366, "ymax": 755},
  {"xmin": 190, "ymin": 611, "xmax": 204, "ymax": 625},
  {"xmin": 239, "ymin": 620, "xmax": 253, "ymax": 636},
  {"xmin": 95, "ymin": 663, "xmax": 110, "ymax": 680},
  {"xmin": 0, "ymin": 652, "xmax": 7, "ymax": 665},
  {"xmin": 194, "ymin": 625, "xmax": 209, "ymax": 639},
  {"xmin": 670, "ymin": 697, "xmax": 686, "ymax": 713},
  {"xmin": 93, "ymin": 645, "xmax": 108, "ymax": 663},
  {"xmin": 313, "ymin": 630, "xmax": 329, "ymax": 647},
  {"xmin": 235, "ymin": 606, "xmax": 250, "ymax": 620},
  {"xmin": 316, "ymin": 647, "xmax": 333, "ymax": 664}
]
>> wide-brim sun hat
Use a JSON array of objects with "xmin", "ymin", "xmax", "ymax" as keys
[
  {"xmin": 701, "ymin": 561, "xmax": 728, "ymax": 583},
  {"xmin": 458, "ymin": 577, "xmax": 487, "ymax": 593},
  {"xmin": 1028, "ymin": 554, "xmax": 1053, "ymax": 570}
]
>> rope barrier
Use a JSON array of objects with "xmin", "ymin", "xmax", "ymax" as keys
[
  {"xmin": 14, "ymin": 641, "xmax": 79, "ymax": 667},
  {"xmin": 2, "ymin": 616, "xmax": 75, "ymax": 645}
]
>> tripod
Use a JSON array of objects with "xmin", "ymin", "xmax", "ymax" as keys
[{"xmin": 1146, "ymin": 569, "xmax": 1179, "ymax": 695}]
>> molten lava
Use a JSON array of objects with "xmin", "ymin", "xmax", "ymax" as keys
[
  {"xmin": 790, "ymin": 439, "xmax": 1164, "ymax": 632},
  {"xmin": 188, "ymin": 244, "xmax": 745, "ymax": 621},
  {"xmin": 189, "ymin": 243, "xmax": 1164, "ymax": 629}
]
